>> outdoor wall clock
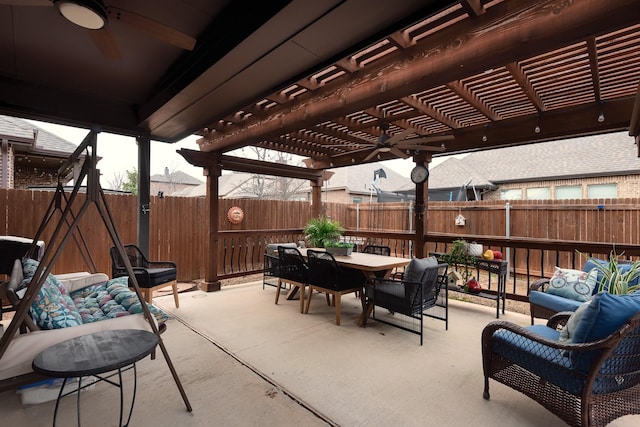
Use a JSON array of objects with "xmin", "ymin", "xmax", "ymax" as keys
[
  {"xmin": 410, "ymin": 165, "xmax": 429, "ymax": 184},
  {"xmin": 227, "ymin": 207, "xmax": 244, "ymax": 224}
]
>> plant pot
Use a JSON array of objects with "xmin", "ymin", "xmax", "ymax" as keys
[{"xmin": 325, "ymin": 246, "xmax": 353, "ymax": 256}]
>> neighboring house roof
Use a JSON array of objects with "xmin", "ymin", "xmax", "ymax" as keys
[
  {"xmin": 0, "ymin": 115, "xmax": 78, "ymax": 156},
  {"xmin": 150, "ymin": 170, "xmax": 203, "ymax": 186},
  {"xmin": 459, "ymin": 131, "xmax": 640, "ymax": 184},
  {"xmin": 324, "ymin": 162, "xmax": 408, "ymax": 195},
  {"xmin": 171, "ymin": 172, "xmax": 256, "ymax": 198}
]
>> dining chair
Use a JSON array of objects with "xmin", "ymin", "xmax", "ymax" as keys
[
  {"xmin": 274, "ymin": 246, "xmax": 309, "ymax": 313},
  {"xmin": 362, "ymin": 244, "xmax": 393, "ymax": 279},
  {"xmin": 305, "ymin": 249, "xmax": 366, "ymax": 325},
  {"xmin": 362, "ymin": 245, "xmax": 391, "ymax": 256},
  {"xmin": 110, "ymin": 245, "xmax": 179, "ymax": 307},
  {"xmin": 364, "ymin": 256, "xmax": 448, "ymax": 345}
]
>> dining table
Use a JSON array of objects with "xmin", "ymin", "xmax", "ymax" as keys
[{"xmin": 294, "ymin": 248, "xmax": 412, "ymax": 326}]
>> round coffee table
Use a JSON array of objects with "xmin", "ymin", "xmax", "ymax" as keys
[{"xmin": 32, "ymin": 329, "xmax": 158, "ymax": 427}]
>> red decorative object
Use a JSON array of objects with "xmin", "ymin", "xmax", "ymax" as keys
[
  {"xmin": 227, "ymin": 207, "xmax": 244, "ymax": 224},
  {"xmin": 466, "ymin": 277, "xmax": 482, "ymax": 294}
]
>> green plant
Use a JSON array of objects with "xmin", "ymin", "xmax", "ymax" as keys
[
  {"xmin": 579, "ymin": 250, "xmax": 640, "ymax": 295},
  {"xmin": 442, "ymin": 239, "xmax": 476, "ymax": 283},
  {"xmin": 324, "ymin": 241, "xmax": 353, "ymax": 248},
  {"xmin": 303, "ymin": 217, "xmax": 344, "ymax": 248}
]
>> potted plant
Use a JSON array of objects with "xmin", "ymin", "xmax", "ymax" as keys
[
  {"xmin": 580, "ymin": 250, "xmax": 640, "ymax": 294},
  {"xmin": 303, "ymin": 217, "xmax": 344, "ymax": 248},
  {"xmin": 324, "ymin": 241, "xmax": 354, "ymax": 256},
  {"xmin": 441, "ymin": 239, "xmax": 476, "ymax": 286}
]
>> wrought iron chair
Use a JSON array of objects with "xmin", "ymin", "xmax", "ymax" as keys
[
  {"xmin": 362, "ymin": 245, "xmax": 391, "ymax": 256},
  {"xmin": 110, "ymin": 245, "xmax": 179, "ymax": 307},
  {"xmin": 362, "ymin": 244, "xmax": 392, "ymax": 279},
  {"xmin": 363, "ymin": 257, "xmax": 448, "ymax": 345},
  {"xmin": 482, "ymin": 293, "xmax": 640, "ymax": 427},
  {"xmin": 305, "ymin": 249, "xmax": 366, "ymax": 325},
  {"xmin": 274, "ymin": 246, "xmax": 309, "ymax": 313}
]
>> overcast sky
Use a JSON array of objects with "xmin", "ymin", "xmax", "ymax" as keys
[{"xmin": 27, "ymin": 119, "xmax": 449, "ymax": 189}]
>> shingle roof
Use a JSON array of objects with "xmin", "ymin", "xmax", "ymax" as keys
[
  {"xmin": 325, "ymin": 162, "xmax": 408, "ymax": 194},
  {"xmin": 0, "ymin": 115, "xmax": 77, "ymax": 154},
  {"xmin": 461, "ymin": 132, "xmax": 639, "ymax": 183},
  {"xmin": 150, "ymin": 170, "xmax": 203, "ymax": 186}
]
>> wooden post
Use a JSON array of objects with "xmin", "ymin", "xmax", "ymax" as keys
[
  {"xmin": 201, "ymin": 157, "xmax": 222, "ymax": 292},
  {"xmin": 311, "ymin": 178, "xmax": 323, "ymax": 219},
  {"xmin": 413, "ymin": 154, "xmax": 432, "ymax": 258}
]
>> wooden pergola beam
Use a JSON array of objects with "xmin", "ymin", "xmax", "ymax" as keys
[{"xmin": 198, "ymin": 0, "xmax": 640, "ymax": 153}]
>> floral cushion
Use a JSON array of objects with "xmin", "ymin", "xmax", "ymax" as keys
[
  {"xmin": 545, "ymin": 267, "xmax": 598, "ymax": 302},
  {"xmin": 21, "ymin": 258, "xmax": 83, "ymax": 329},
  {"xmin": 70, "ymin": 276, "xmax": 170, "ymax": 324},
  {"xmin": 21, "ymin": 258, "xmax": 169, "ymax": 329}
]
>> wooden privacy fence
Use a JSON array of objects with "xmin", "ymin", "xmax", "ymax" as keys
[{"xmin": 3, "ymin": 188, "xmax": 640, "ymax": 282}]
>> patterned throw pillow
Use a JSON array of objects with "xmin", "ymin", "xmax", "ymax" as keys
[
  {"xmin": 21, "ymin": 258, "xmax": 83, "ymax": 329},
  {"xmin": 70, "ymin": 276, "xmax": 170, "ymax": 324},
  {"xmin": 545, "ymin": 267, "xmax": 598, "ymax": 302}
]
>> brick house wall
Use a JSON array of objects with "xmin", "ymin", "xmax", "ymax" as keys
[
  {"xmin": 482, "ymin": 174, "xmax": 640, "ymax": 200},
  {"xmin": 14, "ymin": 165, "xmax": 62, "ymax": 189},
  {"xmin": 0, "ymin": 143, "xmax": 15, "ymax": 189}
]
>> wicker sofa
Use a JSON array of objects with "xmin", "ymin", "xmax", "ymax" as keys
[
  {"xmin": 528, "ymin": 258, "xmax": 639, "ymax": 324},
  {"xmin": 0, "ymin": 258, "xmax": 166, "ymax": 392},
  {"xmin": 482, "ymin": 291, "xmax": 640, "ymax": 426}
]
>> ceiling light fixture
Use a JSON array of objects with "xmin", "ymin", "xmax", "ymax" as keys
[
  {"xmin": 54, "ymin": 0, "xmax": 107, "ymax": 30},
  {"xmin": 534, "ymin": 115, "xmax": 541, "ymax": 134}
]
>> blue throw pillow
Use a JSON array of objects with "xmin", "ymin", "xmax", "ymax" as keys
[
  {"xmin": 569, "ymin": 292, "xmax": 640, "ymax": 372},
  {"xmin": 571, "ymin": 292, "xmax": 640, "ymax": 344},
  {"xmin": 545, "ymin": 267, "xmax": 597, "ymax": 302}
]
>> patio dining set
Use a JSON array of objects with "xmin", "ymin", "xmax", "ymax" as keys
[{"xmin": 264, "ymin": 243, "xmax": 449, "ymax": 345}]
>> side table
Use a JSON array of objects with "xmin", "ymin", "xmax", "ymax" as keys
[{"xmin": 32, "ymin": 329, "xmax": 158, "ymax": 427}]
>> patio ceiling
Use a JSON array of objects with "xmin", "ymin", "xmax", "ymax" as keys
[{"xmin": 1, "ymin": 1, "xmax": 639, "ymax": 171}]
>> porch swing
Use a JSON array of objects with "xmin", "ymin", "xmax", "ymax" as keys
[{"xmin": 0, "ymin": 130, "xmax": 192, "ymax": 412}]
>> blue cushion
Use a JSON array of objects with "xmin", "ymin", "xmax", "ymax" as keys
[
  {"xmin": 570, "ymin": 291, "xmax": 640, "ymax": 372},
  {"xmin": 545, "ymin": 267, "xmax": 597, "ymax": 302},
  {"xmin": 492, "ymin": 325, "xmax": 584, "ymax": 395},
  {"xmin": 572, "ymin": 292, "xmax": 640, "ymax": 343},
  {"xmin": 529, "ymin": 290, "xmax": 583, "ymax": 313}
]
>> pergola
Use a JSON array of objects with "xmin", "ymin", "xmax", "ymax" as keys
[{"xmin": 2, "ymin": 0, "xmax": 640, "ymax": 290}]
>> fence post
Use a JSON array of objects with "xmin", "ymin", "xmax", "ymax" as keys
[{"xmin": 505, "ymin": 202, "xmax": 511, "ymax": 280}]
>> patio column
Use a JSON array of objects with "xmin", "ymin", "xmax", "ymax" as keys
[
  {"xmin": 310, "ymin": 178, "xmax": 323, "ymax": 218},
  {"xmin": 202, "ymin": 159, "xmax": 222, "ymax": 292},
  {"xmin": 136, "ymin": 135, "xmax": 151, "ymax": 256},
  {"xmin": 413, "ymin": 154, "xmax": 432, "ymax": 258}
]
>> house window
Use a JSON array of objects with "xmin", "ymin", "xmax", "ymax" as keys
[
  {"xmin": 500, "ymin": 189, "xmax": 522, "ymax": 200},
  {"xmin": 352, "ymin": 197, "xmax": 362, "ymax": 204},
  {"xmin": 587, "ymin": 183, "xmax": 617, "ymax": 199},
  {"xmin": 556, "ymin": 185, "xmax": 582, "ymax": 200},
  {"xmin": 526, "ymin": 187, "xmax": 550, "ymax": 200}
]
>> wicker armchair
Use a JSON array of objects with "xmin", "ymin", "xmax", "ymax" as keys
[{"xmin": 482, "ymin": 305, "xmax": 640, "ymax": 426}]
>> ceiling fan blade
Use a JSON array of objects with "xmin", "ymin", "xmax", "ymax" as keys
[
  {"xmin": 389, "ymin": 147, "xmax": 410, "ymax": 159},
  {"xmin": 107, "ymin": 7, "xmax": 196, "ymax": 51},
  {"xmin": 331, "ymin": 146, "xmax": 375, "ymax": 158},
  {"xmin": 88, "ymin": 28, "xmax": 121, "ymax": 60},
  {"xmin": 386, "ymin": 128, "xmax": 415, "ymax": 145},
  {"xmin": 398, "ymin": 144, "xmax": 447, "ymax": 152},
  {"xmin": 363, "ymin": 149, "xmax": 380, "ymax": 162}
]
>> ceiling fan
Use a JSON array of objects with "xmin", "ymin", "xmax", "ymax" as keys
[
  {"xmin": 1, "ymin": 0, "xmax": 197, "ymax": 60},
  {"xmin": 333, "ymin": 121, "xmax": 453, "ymax": 162}
]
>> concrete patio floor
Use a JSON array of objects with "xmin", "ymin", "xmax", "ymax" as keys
[{"xmin": 1, "ymin": 280, "xmax": 639, "ymax": 426}]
